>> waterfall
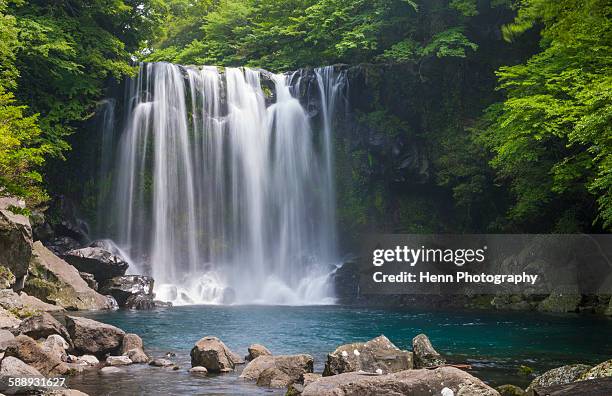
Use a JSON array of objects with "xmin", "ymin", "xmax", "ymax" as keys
[{"xmin": 99, "ymin": 62, "xmax": 347, "ymax": 305}]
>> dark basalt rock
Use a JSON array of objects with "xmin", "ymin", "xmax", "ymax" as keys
[
  {"xmin": 79, "ymin": 272, "xmax": 98, "ymax": 291},
  {"xmin": 124, "ymin": 294, "xmax": 155, "ymax": 310},
  {"xmin": 99, "ymin": 275, "xmax": 154, "ymax": 306},
  {"xmin": 63, "ymin": 247, "xmax": 129, "ymax": 282}
]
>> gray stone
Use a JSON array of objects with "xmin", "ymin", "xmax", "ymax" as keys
[
  {"xmin": 302, "ymin": 367, "xmax": 499, "ymax": 396},
  {"xmin": 26, "ymin": 242, "xmax": 112, "ymax": 310},
  {"xmin": 63, "ymin": 247, "xmax": 129, "ymax": 282},
  {"xmin": 0, "ymin": 196, "xmax": 33, "ymax": 283},
  {"xmin": 0, "ymin": 307, "xmax": 21, "ymax": 330},
  {"xmin": 190, "ymin": 336, "xmax": 240, "ymax": 372},
  {"xmin": 123, "ymin": 348, "xmax": 149, "ymax": 364},
  {"xmin": 124, "ymin": 293, "xmax": 155, "ymax": 310},
  {"xmin": 99, "ymin": 366, "xmax": 122, "ymax": 374},
  {"xmin": 105, "ymin": 355, "xmax": 132, "ymax": 366},
  {"xmin": 65, "ymin": 315, "xmax": 125, "ymax": 355},
  {"xmin": 149, "ymin": 358, "xmax": 175, "ymax": 367},
  {"xmin": 120, "ymin": 333, "xmax": 144, "ymax": 353},
  {"xmin": 3, "ymin": 334, "xmax": 70, "ymax": 376},
  {"xmin": 245, "ymin": 343, "xmax": 271, "ymax": 361},
  {"xmin": 323, "ymin": 335, "xmax": 413, "ymax": 376},
  {"xmin": 240, "ymin": 354, "xmax": 313, "ymax": 388},
  {"xmin": 189, "ymin": 366, "xmax": 208, "ymax": 374},
  {"xmin": 412, "ymin": 333, "xmax": 445, "ymax": 368},
  {"xmin": 79, "ymin": 272, "xmax": 98, "ymax": 291},
  {"xmin": 17, "ymin": 312, "xmax": 71, "ymax": 343},
  {"xmin": 0, "ymin": 329, "xmax": 15, "ymax": 350},
  {"xmin": 99, "ymin": 275, "xmax": 154, "ymax": 306},
  {"xmin": 526, "ymin": 364, "xmax": 592, "ymax": 392},
  {"xmin": 0, "ymin": 356, "xmax": 44, "ymax": 377},
  {"xmin": 42, "ymin": 334, "xmax": 70, "ymax": 362},
  {"xmin": 77, "ymin": 355, "xmax": 99, "ymax": 365}
]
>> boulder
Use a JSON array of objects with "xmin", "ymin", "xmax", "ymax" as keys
[
  {"xmin": 25, "ymin": 242, "xmax": 112, "ymax": 310},
  {"xmin": 578, "ymin": 359, "xmax": 612, "ymax": 380},
  {"xmin": 79, "ymin": 272, "xmax": 98, "ymax": 291},
  {"xmin": 77, "ymin": 355, "xmax": 99, "ymax": 366},
  {"xmin": 45, "ymin": 389, "xmax": 91, "ymax": 396},
  {"xmin": 0, "ymin": 196, "xmax": 33, "ymax": 284},
  {"xmin": 0, "ymin": 266, "xmax": 16, "ymax": 289},
  {"xmin": 120, "ymin": 333, "xmax": 143, "ymax": 353},
  {"xmin": 17, "ymin": 312, "xmax": 71, "ymax": 343},
  {"xmin": 3, "ymin": 334, "xmax": 70, "ymax": 376},
  {"xmin": 537, "ymin": 286, "xmax": 582, "ymax": 313},
  {"xmin": 19, "ymin": 292, "xmax": 64, "ymax": 312},
  {"xmin": 190, "ymin": 336, "xmax": 241, "ymax": 372},
  {"xmin": 302, "ymin": 367, "xmax": 499, "ymax": 396},
  {"xmin": 63, "ymin": 247, "xmax": 128, "ymax": 282},
  {"xmin": 124, "ymin": 293, "xmax": 155, "ymax": 310},
  {"xmin": 42, "ymin": 334, "xmax": 70, "ymax": 362},
  {"xmin": 47, "ymin": 236, "xmax": 81, "ymax": 256},
  {"xmin": 123, "ymin": 347, "xmax": 149, "ymax": 363},
  {"xmin": 189, "ymin": 366, "xmax": 208, "ymax": 374},
  {"xmin": 530, "ymin": 377, "xmax": 612, "ymax": 396},
  {"xmin": 0, "ymin": 355, "xmax": 44, "ymax": 377},
  {"xmin": 0, "ymin": 329, "xmax": 15, "ymax": 350},
  {"xmin": 100, "ymin": 366, "xmax": 122, "ymax": 374},
  {"xmin": 240, "ymin": 354, "xmax": 313, "ymax": 388},
  {"xmin": 0, "ymin": 306, "xmax": 21, "ymax": 330},
  {"xmin": 149, "ymin": 358, "xmax": 176, "ymax": 367},
  {"xmin": 100, "ymin": 275, "xmax": 154, "ymax": 306},
  {"xmin": 246, "ymin": 343, "xmax": 272, "ymax": 361},
  {"xmin": 106, "ymin": 355, "xmax": 132, "ymax": 366},
  {"xmin": 412, "ymin": 333, "xmax": 446, "ymax": 368},
  {"xmin": 65, "ymin": 315, "xmax": 125, "ymax": 356},
  {"xmin": 323, "ymin": 335, "xmax": 413, "ymax": 376},
  {"xmin": 526, "ymin": 364, "xmax": 591, "ymax": 392}
]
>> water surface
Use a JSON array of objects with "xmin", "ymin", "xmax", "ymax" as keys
[{"xmin": 68, "ymin": 305, "xmax": 612, "ymax": 395}]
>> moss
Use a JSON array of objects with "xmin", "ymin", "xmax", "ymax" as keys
[
  {"xmin": 0, "ymin": 266, "xmax": 16, "ymax": 289},
  {"xmin": 8, "ymin": 306, "xmax": 41, "ymax": 319},
  {"xmin": 518, "ymin": 365, "xmax": 533, "ymax": 376}
]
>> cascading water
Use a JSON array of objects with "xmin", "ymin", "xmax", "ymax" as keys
[{"xmin": 98, "ymin": 62, "xmax": 347, "ymax": 305}]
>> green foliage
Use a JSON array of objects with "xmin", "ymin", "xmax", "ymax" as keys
[
  {"xmin": 146, "ymin": 0, "xmax": 488, "ymax": 70},
  {"xmin": 482, "ymin": 0, "xmax": 612, "ymax": 229}
]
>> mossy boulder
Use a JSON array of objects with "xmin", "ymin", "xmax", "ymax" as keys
[
  {"xmin": 537, "ymin": 288, "xmax": 582, "ymax": 313},
  {"xmin": 526, "ymin": 364, "xmax": 591, "ymax": 393},
  {"xmin": 0, "ymin": 266, "xmax": 16, "ymax": 289},
  {"xmin": 578, "ymin": 359, "xmax": 612, "ymax": 381},
  {"xmin": 496, "ymin": 384, "xmax": 526, "ymax": 396}
]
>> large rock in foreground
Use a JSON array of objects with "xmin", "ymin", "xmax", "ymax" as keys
[
  {"xmin": 63, "ymin": 247, "xmax": 129, "ymax": 282},
  {"xmin": 530, "ymin": 377, "xmax": 612, "ymax": 396},
  {"xmin": 26, "ymin": 242, "xmax": 112, "ymax": 310},
  {"xmin": 17, "ymin": 312, "xmax": 71, "ymax": 344},
  {"xmin": 323, "ymin": 335, "xmax": 413, "ymax": 376},
  {"xmin": 190, "ymin": 336, "xmax": 241, "ymax": 372},
  {"xmin": 239, "ymin": 354, "xmax": 313, "ymax": 388},
  {"xmin": 412, "ymin": 333, "xmax": 445, "ymax": 368},
  {"xmin": 526, "ymin": 364, "xmax": 591, "ymax": 393},
  {"xmin": 65, "ymin": 315, "xmax": 125, "ymax": 356},
  {"xmin": 302, "ymin": 367, "xmax": 500, "ymax": 396},
  {"xmin": 0, "ymin": 197, "xmax": 33, "ymax": 286},
  {"xmin": 3, "ymin": 335, "xmax": 70, "ymax": 376}
]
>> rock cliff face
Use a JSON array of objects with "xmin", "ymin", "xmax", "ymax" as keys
[{"xmin": 0, "ymin": 197, "xmax": 33, "ymax": 288}]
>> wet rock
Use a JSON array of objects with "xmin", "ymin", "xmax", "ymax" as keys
[
  {"xmin": 302, "ymin": 367, "xmax": 499, "ymax": 396},
  {"xmin": 77, "ymin": 355, "xmax": 99, "ymax": 365},
  {"xmin": 149, "ymin": 358, "xmax": 175, "ymax": 367},
  {"xmin": 120, "ymin": 333, "xmax": 143, "ymax": 353},
  {"xmin": 124, "ymin": 293, "xmax": 155, "ymax": 310},
  {"xmin": 3, "ymin": 334, "xmax": 70, "ymax": 376},
  {"xmin": 106, "ymin": 355, "xmax": 132, "ymax": 366},
  {"xmin": 240, "ymin": 354, "xmax": 313, "ymax": 388},
  {"xmin": 154, "ymin": 300, "xmax": 172, "ymax": 307},
  {"xmin": 25, "ymin": 242, "xmax": 112, "ymax": 310},
  {"xmin": 0, "ymin": 196, "xmax": 33, "ymax": 284},
  {"xmin": 189, "ymin": 366, "xmax": 208, "ymax": 374},
  {"xmin": 246, "ymin": 343, "xmax": 272, "ymax": 361},
  {"xmin": 99, "ymin": 366, "xmax": 122, "ymax": 374},
  {"xmin": 412, "ymin": 333, "xmax": 445, "ymax": 368},
  {"xmin": 45, "ymin": 389, "xmax": 90, "ymax": 396},
  {"xmin": 526, "ymin": 364, "xmax": 591, "ymax": 392},
  {"xmin": 323, "ymin": 335, "xmax": 412, "ymax": 376},
  {"xmin": 79, "ymin": 272, "xmax": 98, "ymax": 291},
  {"xmin": 17, "ymin": 312, "xmax": 71, "ymax": 343},
  {"xmin": 190, "ymin": 336, "xmax": 241, "ymax": 372},
  {"xmin": 578, "ymin": 359, "xmax": 612, "ymax": 380},
  {"xmin": 99, "ymin": 275, "xmax": 154, "ymax": 306},
  {"xmin": 497, "ymin": 384, "xmax": 526, "ymax": 396},
  {"xmin": 63, "ymin": 247, "xmax": 128, "ymax": 282},
  {"xmin": 123, "ymin": 348, "xmax": 149, "ymax": 363},
  {"xmin": 65, "ymin": 315, "xmax": 125, "ymax": 356}
]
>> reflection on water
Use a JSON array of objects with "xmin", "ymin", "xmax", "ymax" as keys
[{"xmin": 68, "ymin": 305, "xmax": 612, "ymax": 395}]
